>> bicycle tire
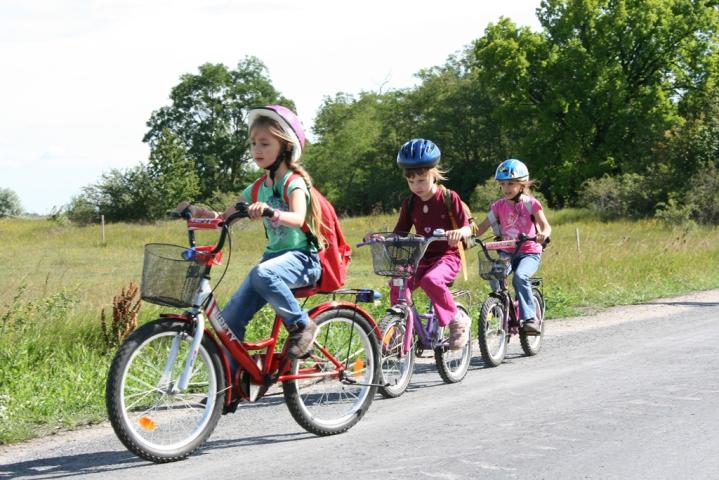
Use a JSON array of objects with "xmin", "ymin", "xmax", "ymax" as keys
[
  {"xmin": 478, "ymin": 296, "xmax": 508, "ymax": 367},
  {"xmin": 520, "ymin": 289, "xmax": 545, "ymax": 356},
  {"xmin": 106, "ymin": 319, "xmax": 225, "ymax": 463},
  {"xmin": 435, "ymin": 305, "xmax": 472, "ymax": 383},
  {"xmin": 282, "ymin": 307, "xmax": 379, "ymax": 435},
  {"xmin": 377, "ymin": 313, "xmax": 415, "ymax": 398}
]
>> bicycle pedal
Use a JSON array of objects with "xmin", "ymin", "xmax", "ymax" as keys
[{"xmin": 223, "ymin": 397, "xmax": 241, "ymax": 414}]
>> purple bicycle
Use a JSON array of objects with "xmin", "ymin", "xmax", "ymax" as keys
[
  {"xmin": 359, "ymin": 231, "xmax": 472, "ymax": 398},
  {"xmin": 475, "ymin": 234, "xmax": 546, "ymax": 367}
]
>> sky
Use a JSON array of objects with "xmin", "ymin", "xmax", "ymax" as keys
[{"xmin": 1, "ymin": 0, "xmax": 542, "ymax": 214}]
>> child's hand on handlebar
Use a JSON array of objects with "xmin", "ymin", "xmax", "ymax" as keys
[
  {"xmin": 446, "ymin": 229, "xmax": 465, "ymax": 247},
  {"xmin": 246, "ymin": 202, "xmax": 271, "ymax": 220},
  {"xmin": 174, "ymin": 201, "xmax": 219, "ymax": 219},
  {"xmin": 363, "ymin": 232, "xmax": 385, "ymax": 242}
]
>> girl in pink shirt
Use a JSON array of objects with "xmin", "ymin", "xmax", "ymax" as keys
[
  {"xmin": 475, "ymin": 159, "xmax": 552, "ymax": 333},
  {"xmin": 390, "ymin": 139, "xmax": 472, "ymax": 349}
]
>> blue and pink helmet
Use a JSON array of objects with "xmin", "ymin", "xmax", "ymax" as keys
[
  {"xmin": 247, "ymin": 105, "xmax": 305, "ymax": 163},
  {"xmin": 396, "ymin": 138, "xmax": 441, "ymax": 169},
  {"xmin": 495, "ymin": 159, "xmax": 529, "ymax": 181}
]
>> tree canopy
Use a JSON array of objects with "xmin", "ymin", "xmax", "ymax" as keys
[{"xmin": 68, "ymin": 0, "xmax": 719, "ymax": 224}]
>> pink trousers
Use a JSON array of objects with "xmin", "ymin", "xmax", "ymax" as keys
[{"xmin": 389, "ymin": 253, "xmax": 461, "ymax": 327}]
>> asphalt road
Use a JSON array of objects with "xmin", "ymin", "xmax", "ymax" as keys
[{"xmin": 2, "ymin": 289, "xmax": 718, "ymax": 480}]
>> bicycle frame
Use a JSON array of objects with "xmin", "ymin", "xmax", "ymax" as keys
[
  {"xmin": 478, "ymin": 235, "xmax": 544, "ymax": 336},
  {"xmin": 362, "ymin": 231, "xmax": 465, "ymax": 355},
  {"xmin": 164, "ymin": 209, "xmax": 380, "ymax": 409}
]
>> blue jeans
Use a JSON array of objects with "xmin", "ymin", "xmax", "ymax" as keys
[
  {"xmin": 222, "ymin": 249, "xmax": 321, "ymax": 341},
  {"xmin": 490, "ymin": 253, "xmax": 541, "ymax": 321}
]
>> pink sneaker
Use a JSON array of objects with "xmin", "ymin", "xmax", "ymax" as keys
[{"xmin": 448, "ymin": 310, "xmax": 470, "ymax": 350}]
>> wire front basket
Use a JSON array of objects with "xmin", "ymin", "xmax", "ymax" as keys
[
  {"xmin": 478, "ymin": 257, "xmax": 511, "ymax": 281},
  {"xmin": 367, "ymin": 233, "xmax": 429, "ymax": 278},
  {"xmin": 141, "ymin": 243, "xmax": 207, "ymax": 308}
]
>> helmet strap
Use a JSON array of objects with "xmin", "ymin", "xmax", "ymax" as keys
[{"xmin": 267, "ymin": 150, "xmax": 290, "ymax": 196}]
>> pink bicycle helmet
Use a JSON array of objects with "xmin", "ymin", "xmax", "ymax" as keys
[{"xmin": 247, "ymin": 105, "xmax": 305, "ymax": 163}]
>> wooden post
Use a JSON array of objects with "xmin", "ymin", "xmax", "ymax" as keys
[
  {"xmin": 575, "ymin": 227, "xmax": 580, "ymax": 253},
  {"xmin": 101, "ymin": 215, "xmax": 106, "ymax": 244}
]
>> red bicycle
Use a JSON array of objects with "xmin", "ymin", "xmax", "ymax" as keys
[{"xmin": 106, "ymin": 203, "xmax": 381, "ymax": 463}]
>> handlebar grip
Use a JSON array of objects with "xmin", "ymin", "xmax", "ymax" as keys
[
  {"xmin": 262, "ymin": 206, "xmax": 276, "ymax": 218},
  {"xmin": 168, "ymin": 206, "xmax": 192, "ymax": 220}
]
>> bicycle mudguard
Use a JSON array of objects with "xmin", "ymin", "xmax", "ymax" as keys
[
  {"xmin": 386, "ymin": 304, "xmax": 408, "ymax": 317},
  {"xmin": 308, "ymin": 300, "xmax": 381, "ymax": 340},
  {"xmin": 159, "ymin": 313, "xmax": 235, "ymax": 411}
]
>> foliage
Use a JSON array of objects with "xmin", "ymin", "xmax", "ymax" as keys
[
  {"xmin": 466, "ymin": 0, "xmax": 719, "ymax": 205},
  {"xmin": 64, "ymin": 196, "xmax": 98, "ymax": 225},
  {"xmin": 145, "ymin": 129, "xmax": 201, "ymax": 219},
  {"xmin": 71, "ymin": 166, "xmax": 155, "ymax": 222},
  {"xmin": 579, "ymin": 173, "xmax": 660, "ymax": 219},
  {"xmin": 0, "ymin": 187, "xmax": 22, "ymax": 217},
  {"xmin": 143, "ymin": 57, "xmax": 292, "ymax": 200},
  {"xmin": 41, "ymin": 0, "xmax": 719, "ymax": 223}
]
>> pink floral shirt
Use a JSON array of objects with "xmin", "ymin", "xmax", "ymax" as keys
[{"xmin": 490, "ymin": 195, "xmax": 544, "ymax": 254}]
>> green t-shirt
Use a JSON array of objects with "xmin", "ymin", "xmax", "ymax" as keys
[{"xmin": 242, "ymin": 171, "xmax": 315, "ymax": 254}]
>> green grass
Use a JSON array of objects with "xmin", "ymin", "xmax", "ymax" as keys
[{"xmin": 1, "ymin": 210, "xmax": 719, "ymax": 444}]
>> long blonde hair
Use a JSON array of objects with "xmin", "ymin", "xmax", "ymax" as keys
[{"xmin": 250, "ymin": 117, "xmax": 326, "ymax": 247}]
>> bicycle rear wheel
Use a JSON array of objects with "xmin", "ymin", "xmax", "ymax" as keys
[
  {"xmin": 283, "ymin": 307, "xmax": 379, "ymax": 435},
  {"xmin": 478, "ymin": 296, "xmax": 508, "ymax": 367},
  {"xmin": 435, "ymin": 305, "xmax": 472, "ymax": 383},
  {"xmin": 520, "ymin": 289, "xmax": 545, "ymax": 356},
  {"xmin": 106, "ymin": 319, "xmax": 225, "ymax": 463},
  {"xmin": 377, "ymin": 313, "xmax": 415, "ymax": 398}
]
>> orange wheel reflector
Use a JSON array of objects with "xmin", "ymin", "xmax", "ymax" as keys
[
  {"xmin": 138, "ymin": 416, "xmax": 157, "ymax": 431},
  {"xmin": 382, "ymin": 327, "xmax": 396, "ymax": 345},
  {"xmin": 353, "ymin": 358, "xmax": 365, "ymax": 378}
]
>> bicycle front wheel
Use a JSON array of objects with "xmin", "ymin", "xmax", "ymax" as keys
[
  {"xmin": 282, "ymin": 308, "xmax": 379, "ymax": 436},
  {"xmin": 478, "ymin": 296, "xmax": 508, "ymax": 367},
  {"xmin": 435, "ymin": 305, "xmax": 472, "ymax": 383},
  {"xmin": 106, "ymin": 319, "xmax": 225, "ymax": 463},
  {"xmin": 377, "ymin": 313, "xmax": 415, "ymax": 398}
]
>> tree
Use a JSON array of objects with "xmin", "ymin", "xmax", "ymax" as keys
[
  {"xmin": 146, "ymin": 129, "xmax": 201, "ymax": 219},
  {"xmin": 305, "ymin": 92, "xmax": 408, "ymax": 215},
  {"xmin": 74, "ymin": 167, "xmax": 155, "ymax": 222},
  {"xmin": 0, "ymin": 188, "xmax": 22, "ymax": 217},
  {"xmin": 143, "ymin": 57, "xmax": 293, "ymax": 200},
  {"xmin": 470, "ymin": 0, "xmax": 719, "ymax": 204}
]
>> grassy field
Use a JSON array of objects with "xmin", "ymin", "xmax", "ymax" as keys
[{"xmin": 1, "ymin": 210, "xmax": 719, "ymax": 444}]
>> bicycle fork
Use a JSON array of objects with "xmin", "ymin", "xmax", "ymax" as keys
[
  {"xmin": 163, "ymin": 278, "xmax": 214, "ymax": 394},
  {"xmin": 163, "ymin": 314, "xmax": 205, "ymax": 393}
]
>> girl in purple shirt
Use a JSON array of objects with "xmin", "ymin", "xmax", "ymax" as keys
[
  {"xmin": 390, "ymin": 139, "xmax": 472, "ymax": 350},
  {"xmin": 475, "ymin": 159, "xmax": 552, "ymax": 333}
]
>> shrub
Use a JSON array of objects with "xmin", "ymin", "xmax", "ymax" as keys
[
  {"xmin": 0, "ymin": 188, "xmax": 22, "ymax": 217},
  {"xmin": 579, "ymin": 173, "xmax": 656, "ymax": 220}
]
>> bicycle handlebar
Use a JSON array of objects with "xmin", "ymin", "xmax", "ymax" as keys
[
  {"xmin": 169, "ymin": 202, "xmax": 275, "ymax": 253},
  {"xmin": 356, "ymin": 230, "xmax": 449, "ymax": 248},
  {"xmin": 475, "ymin": 233, "xmax": 538, "ymax": 261}
]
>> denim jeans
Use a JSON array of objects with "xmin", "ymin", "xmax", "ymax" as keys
[
  {"xmin": 490, "ymin": 253, "xmax": 541, "ymax": 321},
  {"xmin": 222, "ymin": 249, "xmax": 321, "ymax": 341}
]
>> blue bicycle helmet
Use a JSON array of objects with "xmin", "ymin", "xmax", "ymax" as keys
[
  {"xmin": 495, "ymin": 159, "xmax": 529, "ymax": 181},
  {"xmin": 396, "ymin": 139, "xmax": 441, "ymax": 168}
]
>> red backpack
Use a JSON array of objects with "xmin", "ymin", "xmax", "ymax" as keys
[{"xmin": 250, "ymin": 173, "xmax": 352, "ymax": 292}]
